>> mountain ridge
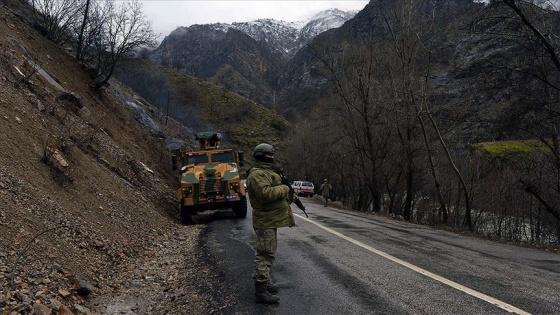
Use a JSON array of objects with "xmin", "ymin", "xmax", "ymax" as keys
[
  {"xmin": 147, "ymin": 8, "xmax": 357, "ymax": 109},
  {"xmin": 161, "ymin": 8, "xmax": 357, "ymax": 59}
]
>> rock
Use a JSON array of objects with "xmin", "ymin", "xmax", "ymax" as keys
[
  {"xmin": 58, "ymin": 289, "xmax": 71, "ymax": 298},
  {"xmin": 49, "ymin": 298, "xmax": 63, "ymax": 310},
  {"xmin": 15, "ymin": 291, "xmax": 31, "ymax": 303},
  {"xmin": 77, "ymin": 106, "xmax": 90, "ymax": 118},
  {"xmin": 139, "ymin": 162, "xmax": 154, "ymax": 175},
  {"xmin": 73, "ymin": 304, "xmax": 93, "ymax": 315},
  {"xmin": 72, "ymin": 278, "xmax": 94, "ymax": 297},
  {"xmin": 58, "ymin": 305, "xmax": 75, "ymax": 315},
  {"xmin": 36, "ymin": 99, "xmax": 45, "ymax": 111},
  {"xmin": 33, "ymin": 302, "xmax": 52, "ymax": 315},
  {"xmin": 44, "ymin": 146, "xmax": 69, "ymax": 168},
  {"xmin": 56, "ymin": 92, "xmax": 82, "ymax": 108}
]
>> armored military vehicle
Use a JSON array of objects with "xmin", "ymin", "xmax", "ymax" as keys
[{"xmin": 173, "ymin": 132, "xmax": 247, "ymax": 224}]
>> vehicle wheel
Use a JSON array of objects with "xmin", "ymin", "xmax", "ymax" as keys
[
  {"xmin": 232, "ymin": 196, "xmax": 247, "ymax": 218},
  {"xmin": 310, "ymin": 193, "xmax": 314, "ymax": 197},
  {"xmin": 180, "ymin": 204, "xmax": 194, "ymax": 225}
]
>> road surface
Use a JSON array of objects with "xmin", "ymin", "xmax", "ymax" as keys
[{"xmin": 195, "ymin": 197, "xmax": 560, "ymax": 315}]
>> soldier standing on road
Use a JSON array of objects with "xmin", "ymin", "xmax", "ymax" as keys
[
  {"xmin": 320, "ymin": 179, "xmax": 332, "ymax": 207},
  {"xmin": 246, "ymin": 143, "xmax": 295, "ymax": 304}
]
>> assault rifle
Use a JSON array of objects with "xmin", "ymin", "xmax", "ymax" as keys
[{"xmin": 275, "ymin": 167, "xmax": 309, "ymax": 218}]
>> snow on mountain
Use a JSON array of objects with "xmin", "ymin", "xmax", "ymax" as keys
[
  {"xmin": 207, "ymin": 8, "xmax": 357, "ymax": 58},
  {"xmin": 304, "ymin": 8, "xmax": 359, "ymax": 36}
]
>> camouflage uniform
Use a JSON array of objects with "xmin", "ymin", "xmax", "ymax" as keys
[
  {"xmin": 320, "ymin": 180, "xmax": 332, "ymax": 207},
  {"xmin": 247, "ymin": 162, "xmax": 295, "ymax": 284}
]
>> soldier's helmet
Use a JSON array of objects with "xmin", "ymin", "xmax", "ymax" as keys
[
  {"xmin": 324, "ymin": 179, "xmax": 328, "ymax": 182},
  {"xmin": 253, "ymin": 143, "xmax": 275, "ymax": 158}
]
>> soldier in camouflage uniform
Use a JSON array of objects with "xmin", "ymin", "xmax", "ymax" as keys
[
  {"xmin": 320, "ymin": 179, "xmax": 332, "ymax": 207},
  {"xmin": 246, "ymin": 143, "xmax": 295, "ymax": 304}
]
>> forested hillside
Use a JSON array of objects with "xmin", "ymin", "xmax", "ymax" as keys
[
  {"xmin": 276, "ymin": 0, "xmax": 560, "ymax": 247},
  {"xmin": 113, "ymin": 58, "xmax": 289, "ymax": 152}
]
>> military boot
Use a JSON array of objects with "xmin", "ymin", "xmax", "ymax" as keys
[
  {"xmin": 266, "ymin": 280, "xmax": 279, "ymax": 294},
  {"xmin": 255, "ymin": 281, "xmax": 280, "ymax": 304}
]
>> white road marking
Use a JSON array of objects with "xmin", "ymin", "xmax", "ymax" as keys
[{"xmin": 294, "ymin": 213, "xmax": 532, "ymax": 315}]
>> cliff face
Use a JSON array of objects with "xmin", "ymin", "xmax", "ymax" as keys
[
  {"xmin": 276, "ymin": 0, "xmax": 556, "ymax": 144},
  {"xmin": 149, "ymin": 25, "xmax": 283, "ymax": 106}
]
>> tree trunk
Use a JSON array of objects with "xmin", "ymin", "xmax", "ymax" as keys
[
  {"xmin": 519, "ymin": 179, "xmax": 560, "ymax": 223},
  {"xmin": 403, "ymin": 155, "xmax": 414, "ymax": 221},
  {"xmin": 76, "ymin": 0, "xmax": 90, "ymax": 61},
  {"xmin": 419, "ymin": 115, "xmax": 448, "ymax": 224},
  {"xmin": 427, "ymin": 113, "xmax": 472, "ymax": 230}
]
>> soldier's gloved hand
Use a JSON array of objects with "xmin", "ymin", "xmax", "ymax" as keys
[{"xmin": 287, "ymin": 188, "xmax": 294, "ymax": 204}]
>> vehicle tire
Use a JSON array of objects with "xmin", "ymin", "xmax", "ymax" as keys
[
  {"xmin": 232, "ymin": 196, "xmax": 248, "ymax": 218},
  {"xmin": 180, "ymin": 204, "xmax": 194, "ymax": 225},
  {"xmin": 310, "ymin": 193, "xmax": 314, "ymax": 197}
]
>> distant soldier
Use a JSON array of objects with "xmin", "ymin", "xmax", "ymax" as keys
[
  {"xmin": 320, "ymin": 179, "xmax": 332, "ymax": 207},
  {"xmin": 246, "ymin": 143, "xmax": 295, "ymax": 304}
]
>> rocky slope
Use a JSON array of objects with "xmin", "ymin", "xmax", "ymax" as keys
[{"xmin": 0, "ymin": 1, "xmax": 227, "ymax": 314}]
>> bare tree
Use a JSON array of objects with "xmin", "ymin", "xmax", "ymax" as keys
[
  {"xmin": 382, "ymin": 0, "xmax": 489, "ymax": 228},
  {"xmin": 75, "ymin": 0, "xmax": 91, "ymax": 61},
  {"xmin": 309, "ymin": 37, "xmax": 394, "ymax": 212},
  {"xmin": 29, "ymin": 0, "xmax": 82, "ymax": 45},
  {"xmin": 88, "ymin": 0, "xmax": 157, "ymax": 89},
  {"xmin": 76, "ymin": 0, "xmax": 110, "ymax": 66},
  {"xmin": 477, "ymin": 0, "xmax": 560, "ymax": 228}
]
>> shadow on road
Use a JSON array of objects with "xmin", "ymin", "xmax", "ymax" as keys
[{"xmin": 194, "ymin": 209, "xmax": 242, "ymax": 224}]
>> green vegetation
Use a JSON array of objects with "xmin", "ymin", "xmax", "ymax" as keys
[
  {"xmin": 470, "ymin": 139, "xmax": 549, "ymax": 159},
  {"xmin": 117, "ymin": 59, "xmax": 289, "ymax": 151}
]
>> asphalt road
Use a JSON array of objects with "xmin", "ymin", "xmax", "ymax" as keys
[{"xmin": 196, "ymin": 197, "xmax": 560, "ymax": 315}]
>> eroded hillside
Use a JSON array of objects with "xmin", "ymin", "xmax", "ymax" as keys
[{"xmin": 0, "ymin": 1, "xmax": 227, "ymax": 314}]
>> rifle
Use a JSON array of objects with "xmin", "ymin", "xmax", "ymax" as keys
[{"xmin": 275, "ymin": 167, "xmax": 309, "ymax": 218}]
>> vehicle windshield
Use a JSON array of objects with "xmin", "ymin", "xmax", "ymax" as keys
[
  {"xmin": 211, "ymin": 152, "xmax": 234, "ymax": 163},
  {"xmin": 302, "ymin": 183, "xmax": 313, "ymax": 187},
  {"xmin": 185, "ymin": 154, "xmax": 208, "ymax": 165}
]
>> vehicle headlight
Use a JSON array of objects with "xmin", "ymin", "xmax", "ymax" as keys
[
  {"xmin": 229, "ymin": 182, "xmax": 239, "ymax": 192},
  {"xmin": 182, "ymin": 186, "xmax": 193, "ymax": 197}
]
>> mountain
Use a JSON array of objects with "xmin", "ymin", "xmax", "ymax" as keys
[
  {"xmin": 148, "ymin": 8, "xmax": 358, "ymax": 108},
  {"xmin": 145, "ymin": 0, "xmax": 553, "ymax": 142},
  {"xmin": 149, "ymin": 24, "xmax": 283, "ymax": 106},
  {"xmin": 208, "ymin": 8, "xmax": 358, "ymax": 58},
  {"xmin": 299, "ymin": 8, "xmax": 359, "ymax": 44},
  {"xmin": 276, "ymin": 0, "xmax": 519, "ymax": 133}
]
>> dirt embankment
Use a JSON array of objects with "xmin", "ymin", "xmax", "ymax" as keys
[{"xmin": 0, "ymin": 1, "xmax": 223, "ymax": 314}]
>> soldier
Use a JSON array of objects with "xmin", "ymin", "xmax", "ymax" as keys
[
  {"xmin": 246, "ymin": 143, "xmax": 295, "ymax": 304},
  {"xmin": 320, "ymin": 179, "xmax": 332, "ymax": 207}
]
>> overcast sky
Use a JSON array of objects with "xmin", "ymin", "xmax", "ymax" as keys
[{"xmin": 138, "ymin": 1, "xmax": 369, "ymax": 41}]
